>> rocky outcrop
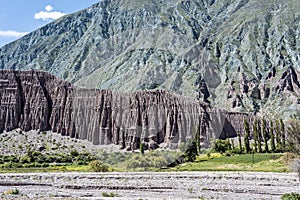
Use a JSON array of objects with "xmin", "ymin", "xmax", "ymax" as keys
[
  {"xmin": 0, "ymin": 70, "xmax": 263, "ymax": 149},
  {"xmin": 0, "ymin": 0, "xmax": 299, "ymax": 118}
]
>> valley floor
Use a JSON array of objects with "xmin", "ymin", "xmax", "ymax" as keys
[{"xmin": 0, "ymin": 171, "xmax": 299, "ymax": 199}]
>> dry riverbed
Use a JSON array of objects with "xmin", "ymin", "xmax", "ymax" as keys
[{"xmin": 0, "ymin": 172, "xmax": 299, "ymax": 199}]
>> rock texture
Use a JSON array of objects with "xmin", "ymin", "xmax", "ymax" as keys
[
  {"xmin": 0, "ymin": 0, "xmax": 299, "ymax": 118},
  {"xmin": 0, "ymin": 172, "xmax": 298, "ymax": 199},
  {"xmin": 0, "ymin": 70, "xmax": 259, "ymax": 149}
]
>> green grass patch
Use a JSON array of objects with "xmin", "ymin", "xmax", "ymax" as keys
[
  {"xmin": 167, "ymin": 153, "xmax": 288, "ymax": 172},
  {"xmin": 0, "ymin": 165, "xmax": 92, "ymax": 173}
]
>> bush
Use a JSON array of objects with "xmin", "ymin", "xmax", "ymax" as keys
[
  {"xmin": 152, "ymin": 157, "xmax": 168, "ymax": 168},
  {"xmin": 184, "ymin": 141, "xmax": 198, "ymax": 162},
  {"xmin": 89, "ymin": 160, "xmax": 109, "ymax": 172},
  {"xmin": 212, "ymin": 139, "xmax": 232, "ymax": 154},
  {"xmin": 4, "ymin": 188, "xmax": 19, "ymax": 195},
  {"xmin": 3, "ymin": 155, "xmax": 18, "ymax": 163},
  {"xmin": 59, "ymin": 155, "xmax": 72, "ymax": 163},
  {"xmin": 23, "ymin": 163, "xmax": 37, "ymax": 168},
  {"xmin": 19, "ymin": 156, "xmax": 31, "ymax": 164},
  {"xmin": 125, "ymin": 153, "xmax": 169, "ymax": 169},
  {"xmin": 36, "ymin": 155, "xmax": 47, "ymax": 164},
  {"xmin": 41, "ymin": 163, "xmax": 50, "ymax": 168},
  {"xmin": 102, "ymin": 192, "xmax": 116, "ymax": 197},
  {"xmin": 76, "ymin": 160, "xmax": 87, "ymax": 165},
  {"xmin": 281, "ymin": 193, "xmax": 300, "ymax": 200},
  {"xmin": 70, "ymin": 150, "xmax": 79, "ymax": 157}
]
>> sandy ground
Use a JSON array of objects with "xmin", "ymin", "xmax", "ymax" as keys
[{"xmin": 0, "ymin": 171, "xmax": 299, "ymax": 199}]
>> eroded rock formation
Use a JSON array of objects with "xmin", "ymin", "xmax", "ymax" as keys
[
  {"xmin": 1, "ymin": 70, "xmax": 265, "ymax": 149},
  {"xmin": 1, "ymin": 0, "xmax": 299, "ymax": 119}
]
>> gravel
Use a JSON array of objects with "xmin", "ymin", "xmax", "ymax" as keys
[{"xmin": 0, "ymin": 172, "xmax": 299, "ymax": 199}]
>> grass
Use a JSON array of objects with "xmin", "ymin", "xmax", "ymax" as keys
[
  {"xmin": 168, "ymin": 153, "xmax": 288, "ymax": 172},
  {"xmin": 0, "ymin": 165, "xmax": 91, "ymax": 173},
  {"xmin": 0, "ymin": 152, "xmax": 290, "ymax": 173}
]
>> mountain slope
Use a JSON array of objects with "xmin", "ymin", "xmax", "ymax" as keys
[{"xmin": 0, "ymin": 0, "xmax": 300, "ymax": 118}]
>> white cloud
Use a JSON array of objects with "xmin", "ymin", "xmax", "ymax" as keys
[
  {"xmin": 45, "ymin": 5, "xmax": 54, "ymax": 12},
  {"xmin": 34, "ymin": 5, "xmax": 67, "ymax": 21},
  {"xmin": 0, "ymin": 30, "xmax": 29, "ymax": 38}
]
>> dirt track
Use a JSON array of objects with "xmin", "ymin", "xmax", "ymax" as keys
[{"xmin": 0, "ymin": 172, "xmax": 299, "ymax": 199}]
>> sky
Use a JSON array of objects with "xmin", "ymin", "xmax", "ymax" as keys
[{"xmin": 0, "ymin": 0, "xmax": 100, "ymax": 47}]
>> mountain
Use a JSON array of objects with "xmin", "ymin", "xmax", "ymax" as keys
[
  {"xmin": 0, "ymin": 69, "xmax": 255, "ymax": 149},
  {"xmin": 0, "ymin": 0, "xmax": 300, "ymax": 118}
]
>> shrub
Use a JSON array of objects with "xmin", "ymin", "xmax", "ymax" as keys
[
  {"xmin": 212, "ymin": 139, "xmax": 231, "ymax": 154},
  {"xmin": 41, "ymin": 163, "xmax": 50, "ymax": 168},
  {"xmin": 3, "ymin": 155, "xmax": 18, "ymax": 163},
  {"xmin": 76, "ymin": 160, "xmax": 87, "ymax": 165},
  {"xmin": 70, "ymin": 150, "xmax": 79, "ymax": 157},
  {"xmin": 59, "ymin": 155, "xmax": 72, "ymax": 163},
  {"xmin": 4, "ymin": 188, "xmax": 19, "ymax": 195},
  {"xmin": 36, "ymin": 155, "xmax": 47, "ymax": 164},
  {"xmin": 281, "ymin": 193, "xmax": 300, "ymax": 200},
  {"xmin": 19, "ymin": 156, "xmax": 31, "ymax": 164},
  {"xmin": 184, "ymin": 141, "xmax": 198, "ymax": 162},
  {"xmin": 89, "ymin": 160, "xmax": 109, "ymax": 172},
  {"xmin": 151, "ymin": 156, "xmax": 168, "ymax": 168},
  {"xmin": 23, "ymin": 163, "xmax": 37, "ymax": 168},
  {"xmin": 102, "ymin": 192, "xmax": 116, "ymax": 197},
  {"xmin": 125, "ymin": 153, "xmax": 169, "ymax": 169}
]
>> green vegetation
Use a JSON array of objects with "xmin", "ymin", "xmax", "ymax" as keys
[
  {"xmin": 89, "ymin": 160, "xmax": 109, "ymax": 172},
  {"xmin": 281, "ymin": 193, "xmax": 300, "ymax": 200},
  {"xmin": 212, "ymin": 139, "xmax": 231, "ymax": 154},
  {"xmin": 0, "ymin": 118, "xmax": 298, "ymax": 174},
  {"xmin": 0, "ymin": 150, "xmax": 97, "ymax": 172},
  {"xmin": 270, "ymin": 121, "xmax": 276, "ymax": 152},
  {"xmin": 286, "ymin": 119, "xmax": 300, "ymax": 155},
  {"xmin": 262, "ymin": 118, "xmax": 269, "ymax": 153},
  {"xmin": 3, "ymin": 188, "xmax": 19, "ymax": 195},
  {"xmin": 168, "ymin": 153, "xmax": 287, "ymax": 172},
  {"xmin": 102, "ymin": 192, "xmax": 117, "ymax": 197},
  {"xmin": 237, "ymin": 132, "xmax": 242, "ymax": 153},
  {"xmin": 125, "ymin": 151, "xmax": 180, "ymax": 171},
  {"xmin": 243, "ymin": 119, "xmax": 251, "ymax": 153}
]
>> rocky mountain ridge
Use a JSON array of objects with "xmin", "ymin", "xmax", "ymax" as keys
[
  {"xmin": 0, "ymin": 0, "xmax": 299, "ymax": 118},
  {"xmin": 0, "ymin": 70, "xmax": 258, "ymax": 149}
]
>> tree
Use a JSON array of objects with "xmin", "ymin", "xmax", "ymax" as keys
[
  {"xmin": 262, "ymin": 118, "xmax": 269, "ymax": 153},
  {"xmin": 184, "ymin": 141, "xmax": 198, "ymax": 162},
  {"xmin": 237, "ymin": 132, "xmax": 243, "ymax": 153},
  {"xmin": 270, "ymin": 121, "xmax": 276, "ymax": 152},
  {"xmin": 253, "ymin": 119, "xmax": 258, "ymax": 153},
  {"xmin": 140, "ymin": 139, "xmax": 144, "ymax": 155},
  {"xmin": 275, "ymin": 120, "xmax": 282, "ymax": 151},
  {"xmin": 194, "ymin": 126, "xmax": 201, "ymax": 156},
  {"xmin": 280, "ymin": 119, "xmax": 286, "ymax": 151},
  {"xmin": 243, "ymin": 119, "xmax": 251, "ymax": 153},
  {"xmin": 286, "ymin": 119, "xmax": 300, "ymax": 155},
  {"xmin": 257, "ymin": 120, "xmax": 263, "ymax": 153}
]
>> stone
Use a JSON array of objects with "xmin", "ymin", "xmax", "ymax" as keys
[{"xmin": 0, "ymin": 70, "xmax": 268, "ymax": 149}]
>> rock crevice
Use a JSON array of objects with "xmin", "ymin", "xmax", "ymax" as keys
[{"xmin": 1, "ymin": 70, "xmax": 259, "ymax": 149}]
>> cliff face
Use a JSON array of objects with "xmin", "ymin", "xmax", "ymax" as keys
[
  {"xmin": 0, "ymin": 70, "xmax": 257, "ymax": 149},
  {"xmin": 0, "ymin": 0, "xmax": 299, "ymax": 118}
]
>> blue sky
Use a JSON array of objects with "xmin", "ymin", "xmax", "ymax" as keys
[{"xmin": 0, "ymin": 0, "xmax": 100, "ymax": 47}]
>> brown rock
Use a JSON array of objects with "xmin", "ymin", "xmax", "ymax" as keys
[{"xmin": 0, "ymin": 70, "xmax": 261, "ymax": 149}]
